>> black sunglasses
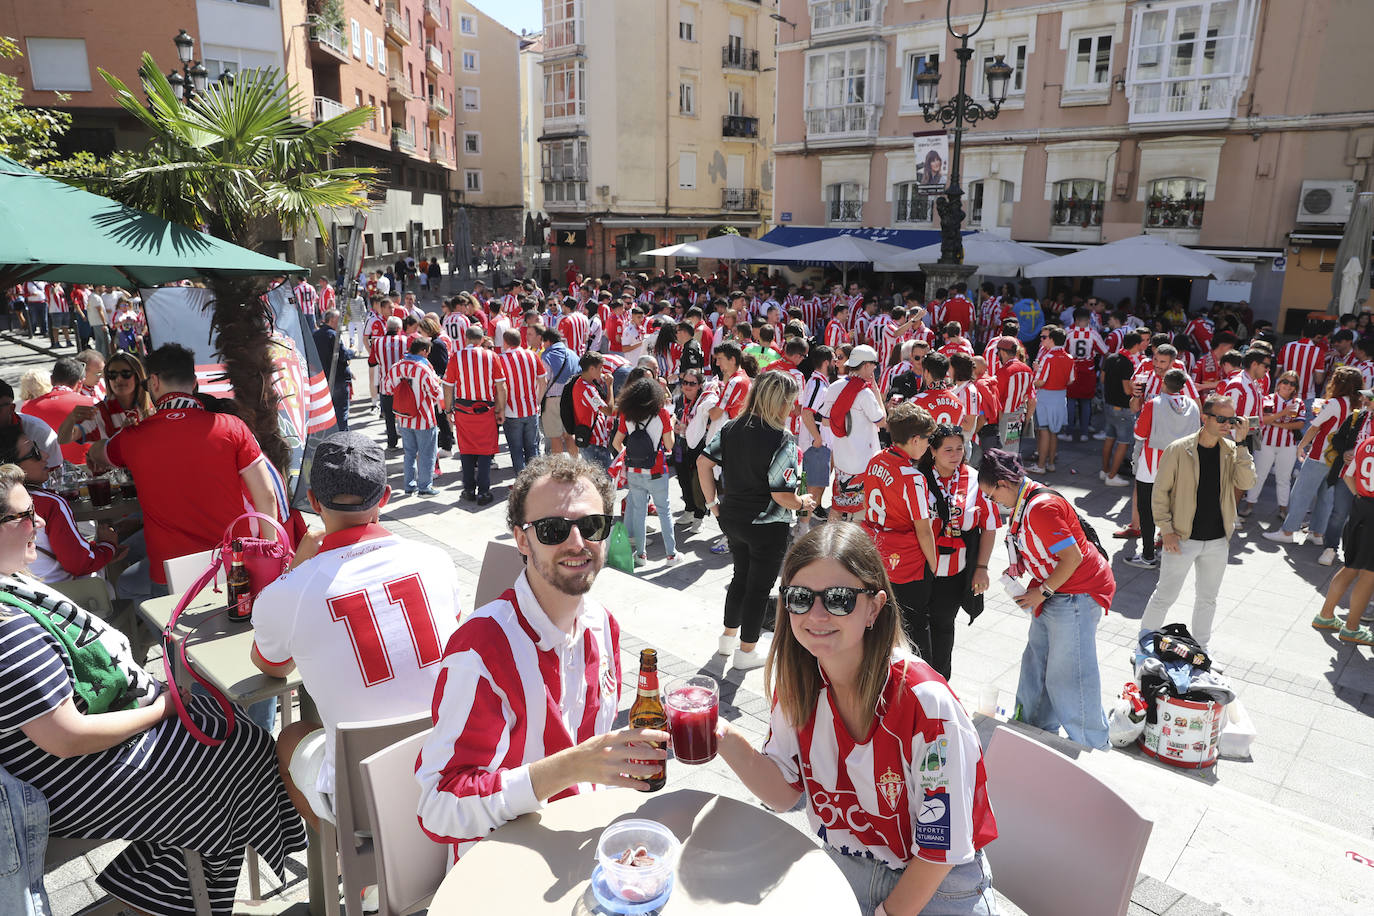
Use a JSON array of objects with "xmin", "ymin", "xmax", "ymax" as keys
[
  {"xmin": 105, "ymin": 369, "xmax": 136, "ymax": 380},
  {"xmin": 1206, "ymin": 414, "xmax": 1243, "ymax": 426},
  {"xmin": 15, "ymin": 444, "xmax": 42, "ymax": 464},
  {"xmin": 781, "ymin": 585, "xmax": 878, "ymax": 617},
  {"xmin": 521, "ymin": 514, "xmax": 614, "ymax": 546},
  {"xmin": 0, "ymin": 506, "xmax": 37, "ymax": 526}
]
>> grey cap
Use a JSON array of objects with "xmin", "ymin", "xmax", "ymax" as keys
[{"xmin": 310, "ymin": 431, "xmax": 387, "ymax": 511}]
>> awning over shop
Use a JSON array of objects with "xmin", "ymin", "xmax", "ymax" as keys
[{"xmin": 759, "ymin": 225, "xmax": 945, "ymax": 249}]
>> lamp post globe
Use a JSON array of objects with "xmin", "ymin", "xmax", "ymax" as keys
[
  {"xmin": 985, "ymin": 54, "xmax": 1013, "ymax": 105},
  {"xmin": 173, "ymin": 29, "xmax": 195, "ymax": 64},
  {"xmin": 914, "ymin": 66, "xmax": 941, "ymax": 109},
  {"xmin": 189, "ymin": 61, "xmax": 209, "ymax": 93}
]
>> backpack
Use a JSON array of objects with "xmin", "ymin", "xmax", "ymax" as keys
[
  {"xmin": 391, "ymin": 371, "xmax": 419, "ymax": 419},
  {"xmin": 623, "ymin": 418, "xmax": 659, "ymax": 470},
  {"xmin": 1039, "ymin": 486, "xmax": 1110, "ymax": 561}
]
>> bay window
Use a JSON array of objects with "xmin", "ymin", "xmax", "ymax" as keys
[
  {"xmin": 544, "ymin": 60, "xmax": 584, "ymax": 120},
  {"xmin": 810, "ymin": 0, "xmax": 876, "ymax": 33},
  {"xmin": 1051, "ymin": 179, "xmax": 1106, "ymax": 227},
  {"xmin": 1127, "ymin": 0, "xmax": 1258, "ymax": 122},
  {"xmin": 1145, "ymin": 178, "xmax": 1206, "ymax": 229},
  {"xmin": 544, "ymin": 0, "xmax": 583, "ymax": 49},
  {"xmin": 805, "ymin": 44, "xmax": 884, "ymax": 138}
]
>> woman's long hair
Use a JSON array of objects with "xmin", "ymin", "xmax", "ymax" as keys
[
  {"xmin": 1326, "ymin": 365, "xmax": 1362, "ymax": 401},
  {"xmin": 106, "ymin": 351, "xmax": 154, "ymax": 419},
  {"xmin": 766, "ymin": 523, "xmax": 906, "ymax": 729},
  {"xmin": 615, "ymin": 377, "xmax": 666, "ymax": 425},
  {"xmin": 0, "ymin": 463, "xmax": 29, "ymax": 605},
  {"xmin": 917, "ymin": 422, "xmax": 966, "ymax": 475},
  {"xmin": 740, "ymin": 369, "xmax": 798, "ymax": 431}
]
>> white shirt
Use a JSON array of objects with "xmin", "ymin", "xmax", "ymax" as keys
[
  {"xmin": 798, "ymin": 374, "xmax": 831, "ymax": 452},
  {"xmin": 376, "ymin": 275, "xmax": 392, "ymax": 296},
  {"xmin": 819, "ymin": 380, "xmax": 885, "ymax": 475}
]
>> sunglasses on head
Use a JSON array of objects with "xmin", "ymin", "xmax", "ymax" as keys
[
  {"xmin": 0, "ymin": 506, "xmax": 37, "ymax": 527},
  {"xmin": 105, "ymin": 369, "xmax": 136, "ymax": 381},
  {"xmin": 520, "ymin": 514, "xmax": 614, "ymax": 546},
  {"xmin": 781, "ymin": 585, "xmax": 878, "ymax": 616}
]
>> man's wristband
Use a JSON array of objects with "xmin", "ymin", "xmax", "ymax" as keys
[{"xmin": 975, "ymin": 564, "xmax": 988, "ymax": 569}]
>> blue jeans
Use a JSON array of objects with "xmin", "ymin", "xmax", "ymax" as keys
[
  {"xmin": 0, "ymin": 766, "xmax": 50, "ymax": 916},
  {"xmin": 399, "ymin": 425, "xmax": 438, "ymax": 491},
  {"xmin": 625, "ymin": 470, "xmax": 676, "ymax": 558},
  {"xmin": 1015, "ymin": 592, "xmax": 1110, "ymax": 750},
  {"xmin": 503, "ymin": 415, "xmax": 540, "ymax": 473},
  {"xmin": 1281, "ymin": 457, "xmax": 1334, "ymax": 536},
  {"xmin": 331, "ymin": 388, "xmax": 350, "ymax": 431},
  {"xmin": 460, "ymin": 454, "xmax": 493, "ymax": 495},
  {"xmin": 1068, "ymin": 398, "xmax": 1093, "ymax": 437},
  {"xmin": 582, "ymin": 444, "xmax": 613, "ymax": 472},
  {"xmin": 824, "ymin": 846, "xmax": 997, "ymax": 916},
  {"xmin": 1326, "ymin": 477, "xmax": 1354, "ymax": 550}
]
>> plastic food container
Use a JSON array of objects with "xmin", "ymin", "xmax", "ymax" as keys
[{"xmin": 594, "ymin": 818, "xmax": 681, "ymax": 903}]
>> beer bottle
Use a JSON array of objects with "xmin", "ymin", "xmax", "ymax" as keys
[
  {"xmin": 225, "ymin": 539, "xmax": 253, "ymax": 623},
  {"xmin": 796, "ymin": 469, "xmax": 809, "ymax": 519},
  {"xmin": 627, "ymin": 648, "xmax": 667, "ymax": 792}
]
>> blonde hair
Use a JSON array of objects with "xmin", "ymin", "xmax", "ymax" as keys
[
  {"xmin": 17, "ymin": 369, "xmax": 51, "ymax": 403},
  {"xmin": 765, "ymin": 523, "xmax": 907, "ymax": 729},
  {"xmin": 741, "ymin": 370, "xmax": 799, "ymax": 431},
  {"xmin": 0, "ymin": 464, "xmax": 28, "ymax": 608}
]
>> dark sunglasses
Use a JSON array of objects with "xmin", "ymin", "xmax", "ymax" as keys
[
  {"xmin": 0, "ymin": 506, "xmax": 37, "ymax": 526},
  {"xmin": 781, "ymin": 585, "xmax": 878, "ymax": 617},
  {"xmin": 521, "ymin": 514, "xmax": 614, "ymax": 546},
  {"xmin": 15, "ymin": 444, "xmax": 42, "ymax": 464},
  {"xmin": 105, "ymin": 369, "xmax": 136, "ymax": 381},
  {"xmin": 1207, "ymin": 414, "xmax": 1243, "ymax": 426},
  {"xmin": 681, "ymin": 379, "xmax": 700, "ymax": 386}
]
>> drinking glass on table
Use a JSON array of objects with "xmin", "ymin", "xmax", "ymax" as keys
[{"xmin": 665, "ymin": 675, "xmax": 720, "ymax": 765}]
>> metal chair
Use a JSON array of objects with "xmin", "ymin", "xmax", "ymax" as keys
[{"xmin": 358, "ymin": 728, "xmax": 448, "ymax": 916}]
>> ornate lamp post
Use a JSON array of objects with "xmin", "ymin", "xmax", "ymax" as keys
[
  {"xmin": 167, "ymin": 29, "xmax": 227, "ymax": 104},
  {"xmin": 913, "ymin": 0, "xmax": 1012, "ymax": 271}
]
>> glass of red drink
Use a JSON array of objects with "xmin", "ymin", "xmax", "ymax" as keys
[
  {"xmin": 665, "ymin": 675, "xmax": 719, "ymax": 765},
  {"xmin": 88, "ymin": 476, "xmax": 113, "ymax": 507}
]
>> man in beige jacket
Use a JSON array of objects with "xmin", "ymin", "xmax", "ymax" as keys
[{"xmin": 1139, "ymin": 393, "xmax": 1258, "ymax": 648}]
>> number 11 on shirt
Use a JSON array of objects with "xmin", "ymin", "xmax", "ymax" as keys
[{"xmin": 327, "ymin": 574, "xmax": 442, "ymax": 687}]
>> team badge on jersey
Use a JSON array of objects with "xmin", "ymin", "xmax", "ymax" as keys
[
  {"xmin": 915, "ymin": 791, "xmax": 952, "ymax": 849},
  {"xmin": 877, "ymin": 766, "xmax": 904, "ymax": 811},
  {"xmin": 888, "ymin": 552, "xmax": 901, "ymax": 571}
]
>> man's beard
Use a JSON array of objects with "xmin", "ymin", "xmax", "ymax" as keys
[{"xmin": 529, "ymin": 546, "xmax": 603, "ymax": 596}]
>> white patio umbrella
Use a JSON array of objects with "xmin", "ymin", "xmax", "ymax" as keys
[
  {"xmin": 875, "ymin": 231, "xmax": 1052, "ymax": 276},
  {"xmin": 642, "ymin": 234, "xmax": 788, "ymax": 285},
  {"xmin": 761, "ymin": 234, "xmax": 912, "ymax": 288},
  {"xmin": 1023, "ymin": 234, "xmax": 1252, "ymax": 281}
]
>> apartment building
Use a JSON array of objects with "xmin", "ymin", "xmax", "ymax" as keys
[
  {"xmin": 539, "ymin": 0, "xmax": 777, "ymax": 278},
  {"xmin": 772, "ymin": 0, "xmax": 1374, "ymax": 328},
  {"xmin": 0, "ymin": 0, "xmax": 457, "ymax": 277},
  {"xmin": 450, "ymin": 1, "xmax": 525, "ymax": 247}
]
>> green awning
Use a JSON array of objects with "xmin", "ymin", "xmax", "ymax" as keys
[{"xmin": 0, "ymin": 154, "xmax": 306, "ymax": 288}]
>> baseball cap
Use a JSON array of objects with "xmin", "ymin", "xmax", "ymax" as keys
[
  {"xmin": 310, "ymin": 431, "xmax": 387, "ymax": 512},
  {"xmin": 847, "ymin": 344, "xmax": 880, "ymax": 367},
  {"xmin": 997, "ymin": 336, "xmax": 1019, "ymax": 351},
  {"xmin": 1361, "ymin": 388, "xmax": 1374, "ymax": 400}
]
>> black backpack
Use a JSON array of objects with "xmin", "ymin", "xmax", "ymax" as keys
[
  {"xmin": 623, "ymin": 419, "xmax": 659, "ymax": 470},
  {"xmin": 1035, "ymin": 487, "xmax": 1110, "ymax": 562}
]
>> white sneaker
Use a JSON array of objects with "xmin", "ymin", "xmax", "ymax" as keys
[
  {"xmin": 1104, "ymin": 474, "xmax": 1131, "ymax": 487},
  {"xmin": 1263, "ymin": 530, "xmax": 1295, "ymax": 544},
  {"xmin": 1098, "ymin": 470, "xmax": 1108, "ymax": 482},
  {"xmin": 1318, "ymin": 547, "xmax": 1337, "ymax": 566},
  {"xmin": 1309, "ymin": 533, "xmax": 1325, "ymax": 547},
  {"xmin": 436, "ymin": 448, "xmax": 452, "ymax": 459},
  {"xmin": 1057, "ymin": 433, "xmax": 1075, "ymax": 442},
  {"xmin": 1092, "ymin": 431, "xmax": 1108, "ymax": 440},
  {"xmin": 633, "ymin": 553, "xmax": 647, "ymax": 568},
  {"xmin": 664, "ymin": 554, "xmax": 680, "ymax": 565},
  {"xmin": 717, "ymin": 634, "xmax": 740, "ymax": 656},
  {"xmin": 690, "ymin": 516, "xmax": 704, "ymax": 532},
  {"xmin": 1026, "ymin": 464, "xmax": 1047, "ymax": 474},
  {"xmin": 733, "ymin": 636, "xmax": 771, "ymax": 671}
]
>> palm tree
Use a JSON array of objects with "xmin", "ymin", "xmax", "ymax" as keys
[{"xmin": 69, "ymin": 52, "xmax": 375, "ymax": 474}]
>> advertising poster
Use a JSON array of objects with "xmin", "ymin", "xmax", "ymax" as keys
[{"xmin": 913, "ymin": 133, "xmax": 950, "ymax": 192}]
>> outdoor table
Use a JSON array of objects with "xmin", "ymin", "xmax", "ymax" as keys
[
  {"xmin": 70, "ymin": 490, "xmax": 140, "ymax": 524},
  {"xmin": 431, "ymin": 787, "xmax": 861, "ymax": 915}
]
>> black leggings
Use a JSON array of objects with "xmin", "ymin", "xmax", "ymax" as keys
[
  {"xmin": 891, "ymin": 571, "xmax": 966, "ymax": 680},
  {"xmin": 1137, "ymin": 480, "xmax": 1155, "ymax": 561},
  {"xmin": 718, "ymin": 517, "xmax": 791, "ymax": 645},
  {"xmin": 675, "ymin": 445, "xmax": 708, "ymax": 517}
]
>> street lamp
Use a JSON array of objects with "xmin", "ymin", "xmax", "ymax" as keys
[
  {"xmin": 914, "ymin": 0, "xmax": 1012, "ymax": 266},
  {"xmin": 165, "ymin": 29, "xmax": 230, "ymax": 104}
]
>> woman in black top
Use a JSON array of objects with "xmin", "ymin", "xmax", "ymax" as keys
[{"xmin": 698, "ymin": 371, "xmax": 814, "ymax": 670}]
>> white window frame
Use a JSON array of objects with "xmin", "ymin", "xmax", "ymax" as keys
[
  {"xmin": 377, "ymin": 37, "xmax": 387, "ymax": 74},
  {"xmin": 364, "ymin": 28, "xmax": 375, "ymax": 67},
  {"xmin": 24, "ymin": 37, "xmax": 92, "ymax": 91},
  {"xmin": 543, "ymin": 59, "xmax": 585, "ymax": 120},
  {"xmin": 543, "ymin": 0, "xmax": 583, "ymax": 49},
  {"xmin": 459, "ymin": 14, "xmax": 476, "ymax": 36},
  {"xmin": 464, "ymin": 131, "xmax": 481, "ymax": 154},
  {"xmin": 679, "ymin": 4, "xmax": 696, "ymax": 42},
  {"xmin": 462, "ymin": 50, "xmax": 479, "ymax": 72},
  {"xmin": 975, "ymin": 37, "xmax": 1028, "ymax": 107},
  {"xmin": 727, "ymin": 88, "xmax": 743, "ymax": 117},
  {"xmin": 1126, "ymin": 0, "xmax": 1259, "ymax": 123},
  {"xmin": 810, "ymin": 0, "xmax": 878, "ymax": 34},
  {"xmin": 892, "ymin": 182, "xmax": 934, "ymax": 225},
  {"xmin": 462, "ymin": 87, "xmax": 480, "ymax": 111},
  {"xmin": 804, "ymin": 43, "xmax": 885, "ymax": 139},
  {"xmin": 679, "ymin": 79, "xmax": 696, "ymax": 116},
  {"xmin": 465, "ymin": 169, "xmax": 483, "ymax": 193},
  {"xmin": 1051, "ymin": 179, "xmax": 1107, "ymax": 228},
  {"xmin": 351, "ymin": 19, "xmax": 362, "ymax": 59},
  {"xmin": 1066, "ymin": 30, "xmax": 1113, "ymax": 92},
  {"xmin": 899, "ymin": 48, "xmax": 939, "ymax": 113},
  {"xmin": 825, "ymin": 181, "xmax": 864, "ymax": 224},
  {"xmin": 1145, "ymin": 177, "xmax": 1207, "ymax": 230},
  {"xmin": 678, "ymin": 151, "xmax": 697, "ymax": 190}
]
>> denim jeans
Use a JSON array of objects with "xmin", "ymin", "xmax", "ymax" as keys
[
  {"xmin": 91, "ymin": 324, "xmax": 111, "ymax": 358},
  {"xmin": 399, "ymin": 425, "xmax": 438, "ymax": 491},
  {"xmin": 503, "ymin": 415, "xmax": 541, "ymax": 473},
  {"xmin": 625, "ymin": 470, "xmax": 676, "ymax": 559},
  {"xmin": 582, "ymin": 444, "xmax": 613, "ymax": 472},
  {"xmin": 331, "ymin": 388, "xmax": 350, "ymax": 431},
  {"xmin": 0, "ymin": 766, "xmax": 51, "ymax": 916},
  {"xmin": 824, "ymin": 846, "xmax": 997, "ymax": 916},
  {"xmin": 1139, "ymin": 537, "xmax": 1229, "ymax": 646},
  {"xmin": 1280, "ymin": 457, "xmax": 1334, "ymax": 535},
  {"xmin": 460, "ymin": 454, "xmax": 493, "ymax": 495},
  {"xmin": 1326, "ymin": 479, "xmax": 1355, "ymax": 551},
  {"xmin": 1068, "ymin": 397, "xmax": 1093, "ymax": 437},
  {"xmin": 1015, "ymin": 592, "xmax": 1110, "ymax": 749}
]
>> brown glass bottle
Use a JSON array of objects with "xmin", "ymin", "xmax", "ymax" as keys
[
  {"xmin": 225, "ymin": 539, "xmax": 253, "ymax": 623},
  {"xmin": 627, "ymin": 649, "xmax": 667, "ymax": 792}
]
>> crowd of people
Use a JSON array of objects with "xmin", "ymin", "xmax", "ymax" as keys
[{"xmin": 4, "ymin": 260, "xmax": 1374, "ymax": 915}]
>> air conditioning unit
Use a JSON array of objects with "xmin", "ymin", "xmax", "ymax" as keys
[{"xmin": 1296, "ymin": 180, "xmax": 1357, "ymax": 225}]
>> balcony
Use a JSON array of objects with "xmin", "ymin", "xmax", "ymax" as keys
[
  {"xmin": 387, "ymin": 72, "xmax": 416, "ymax": 104},
  {"xmin": 828, "ymin": 199, "xmax": 864, "ymax": 223},
  {"xmin": 313, "ymin": 96, "xmax": 348, "ymax": 123},
  {"xmin": 431, "ymin": 148, "xmax": 451, "ymax": 169},
  {"xmin": 722, "ymin": 188, "xmax": 760, "ymax": 211},
  {"xmin": 428, "ymin": 96, "xmax": 451, "ymax": 120},
  {"xmin": 722, "ymin": 46, "xmax": 759, "ymax": 71},
  {"xmin": 391, "ymin": 128, "xmax": 416, "ymax": 154},
  {"xmin": 542, "ymin": 162, "xmax": 588, "ymax": 182},
  {"xmin": 384, "ymin": 5, "xmax": 411, "ymax": 46},
  {"xmin": 805, "ymin": 104, "xmax": 880, "ymax": 140},
  {"xmin": 425, "ymin": 44, "xmax": 443, "ymax": 76},
  {"xmin": 308, "ymin": 24, "xmax": 348, "ymax": 64},
  {"xmin": 721, "ymin": 115, "xmax": 759, "ymax": 139},
  {"xmin": 424, "ymin": 0, "xmax": 442, "ymax": 29}
]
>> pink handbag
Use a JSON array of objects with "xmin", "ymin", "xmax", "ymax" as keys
[{"xmin": 161, "ymin": 513, "xmax": 294, "ymax": 746}]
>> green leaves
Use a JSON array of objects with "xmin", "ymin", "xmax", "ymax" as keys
[{"xmin": 0, "ymin": 35, "xmax": 73, "ymax": 166}]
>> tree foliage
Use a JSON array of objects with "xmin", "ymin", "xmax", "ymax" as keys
[{"xmin": 0, "ymin": 36, "xmax": 72, "ymax": 166}]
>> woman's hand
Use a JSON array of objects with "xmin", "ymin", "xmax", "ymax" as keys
[{"xmin": 799, "ymin": 494, "xmax": 817, "ymax": 512}]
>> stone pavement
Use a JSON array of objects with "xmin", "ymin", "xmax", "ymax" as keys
[{"xmin": 4, "ymin": 335, "xmax": 1371, "ymax": 915}]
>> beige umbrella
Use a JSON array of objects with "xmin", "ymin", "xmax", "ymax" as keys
[{"xmin": 1331, "ymin": 191, "xmax": 1373, "ymax": 316}]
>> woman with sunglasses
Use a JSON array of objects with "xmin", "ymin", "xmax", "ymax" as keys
[
  {"xmin": 56, "ymin": 351, "xmax": 153, "ymax": 449},
  {"xmin": 0, "ymin": 463, "xmax": 306, "ymax": 915},
  {"xmin": 714, "ymin": 524, "xmax": 998, "ymax": 916},
  {"xmin": 698, "ymin": 370, "xmax": 814, "ymax": 670},
  {"xmin": 673, "ymin": 368, "xmax": 716, "ymax": 532},
  {"xmin": 611, "ymin": 377, "xmax": 678, "ymax": 566}
]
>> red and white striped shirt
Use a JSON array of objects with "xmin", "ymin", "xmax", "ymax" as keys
[
  {"xmin": 800, "ymin": 297, "xmax": 826, "ymax": 333},
  {"xmin": 384, "ymin": 357, "xmax": 444, "ymax": 428},
  {"xmin": 445, "ymin": 346, "xmax": 507, "ymax": 403},
  {"xmin": 1218, "ymin": 373, "xmax": 1264, "ymax": 421},
  {"xmin": 866, "ymin": 314, "xmax": 893, "ymax": 349},
  {"xmin": 363, "ymin": 312, "xmax": 387, "ymax": 341},
  {"xmin": 996, "ymin": 361, "xmax": 1034, "ymax": 412},
  {"xmin": 1006, "ymin": 483, "xmax": 1115, "ymax": 610},
  {"xmin": 1279, "ymin": 339, "xmax": 1324, "ymax": 400},
  {"xmin": 1260, "ymin": 393, "xmax": 1304, "ymax": 449},
  {"xmin": 416, "ymin": 573, "xmax": 622, "ymax": 865},
  {"xmin": 572, "ymin": 377, "xmax": 614, "ymax": 446},
  {"xmin": 1064, "ymin": 327, "xmax": 1107, "ymax": 364},
  {"xmin": 953, "ymin": 381, "xmax": 982, "ymax": 425},
  {"xmin": 75, "ymin": 398, "xmax": 143, "ymax": 442},
  {"xmin": 926, "ymin": 465, "xmax": 1000, "ymax": 577},
  {"xmin": 881, "ymin": 361, "xmax": 913, "ymax": 396},
  {"xmin": 718, "ymin": 368, "xmax": 751, "ymax": 419},
  {"xmin": 368, "ymin": 334, "xmax": 408, "ymax": 394},
  {"xmin": 294, "ymin": 280, "xmax": 319, "ymax": 316},
  {"xmin": 1343, "ymin": 433, "xmax": 1374, "ymax": 497},
  {"xmin": 319, "ymin": 283, "xmax": 336, "ymax": 314},
  {"xmin": 1306, "ymin": 396, "xmax": 1353, "ymax": 461},
  {"xmin": 442, "ymin": 311, "xmax": 469, "ymax": 341},
  {"xmin": 558, "ymin": 312, "xmax": 590, "ymax": 355},
  {"xmin": 501, "ymin": 293, "xmax": 522, "ymax": 319},
  {"xmin": 1184, "ymin": 318, "xmax": 1213, "ymax": 352},
  {"xmin": 939, "ymin": 337, "xmax": 975, "ymax": 360},
  {"xmin": 825, "ymin": 318, "xmax": 850, "ymax": 350},
  {"xmin": 498, "ymin": 347, "xmax": 547, "ymax": 418},
  {"xmin": 44, "ymin": 282, "xmax": 67, "ymax": 313},
  {"xmin": 1132, "ymin": 364, "xmax": 1200, "ymax": 401},
  {"xmin": 878, "ymin": 320, "xmax": 910, "ymax": 365},
  {"xmin": 762, "ymin": 653, "xmax": 998, "ymax": 869}
]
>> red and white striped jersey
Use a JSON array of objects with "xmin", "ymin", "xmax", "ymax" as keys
[
  {"xmin": 572, "ymin": 377, "xmax": 614, "ymax": 446},
  {"xmin": 824, "ymin": 318, "xmax": 850, "ymax": 350},
  {"xmin": 442, "ymin": 311, "xmax": 469, "ymax": 341},
  {"xmin": 1064, "ymin": 327, "xmax": 1107, "ymax": 363},
  {"xmin": 1343, "ymin": 433, "xmax": 1374, "ymax": 498},
  {"xmin": 368, "ymin": 334, "xmax": 408, "ymax": 394},
  {"xmin": 996, "ymin": 361, "xmax": 1034, "ymax": 413},
  {"xmin": 74, "ymin": 398, "xmax": 142, "ymax": 442},
  {"xmin": 1323, "ymin": 346, "xmax": 1356, "ymax": 380},
  {"xmin": 953, "ymin": 381, "xmax": 982, "ymax": 424},
  {"xmin": 1260, "ymin": 393, "xmax": 1304, "ymax": 449},
  {"xmin": 912, "ymin": 387, "xmax": 965, "ymax": 428},
  {"xmin": 294, "ymin": 280, "xmax": 319, "ymax": 316},
  {"xmin": 862, "ymin": 446, "xmax": 934, "ymax": 582},
  {"xmin": 881, "ymin": 360, "xmax": 913, "ymax": 396},
  {"xmin": 1132, "ymin": 364, "xmax": 1200, "ymax": 401},
  {"xmin": 501, "ymin": 293, "xmax": 522, "ymax": 319},
  {"xmin": 762, "ymin": 653, "xmax": 998, "ymax": 869},
  {"xmin": 1279, "ymin": 339, "xmax": 1324, "ymax": 400},
  {"xmin": 415, "ymin": 572, "xmax": 621, "ymax": 866},
  {"xmin": 939, "ymin": 337, "xmax": 975, "ymax": 360},
  {"xmin": 926, "ymin": 465, "xmax": 1001, "ymax": 576},
  {"xmin": 498, "ymin": 347, "xmax": 547, "ymax": 418},
  {"xmin": 1184, "ymin": 318, "xmax": 1213, "ymax": 352},
  {"xmin": 22, "ymin": 281, "xmax": 45, "ymax": 303},
  {"xmin": 852, "ymin": 312, "xmax": 874, "ymax": 347},
  {"xmin": 977, "ymin": 297, "xmax": 1003, "ymax": 340},
  {"xmin": 1133, "ymin": 394, "xmax": 1199, "ymax": 483},
  {"xmin": 1217, "ymin": 373, "xmax": 1264, "ymax": 420},
  {"xmin": 1005, "ymin": 484, "xmax": 1115, "ymax": 609},
  {"xmin": 363, "ymin": 312, "xmax": 387, "ymax": 341},
  {"xmin": 878, "ymin": 320, "xmax": 910, "ymax": 365},
  {"xmin": 866, "ymin": 314, "xmax": 893, "ymax": 349},
  {"xmin": 1351, "ymin": 358, "xmax": 1374, "ymax": 388},
  {"xmin": 44, "ymin": 282, "xmax": 67, "ymax": 313},
  {"xmin": 1306, "ymin": 395, "xmax": 1353, "ymax": 461},
  {"xmin": 558, "ymin": 312, "xmax": 591, "ymax": 355},
  {"xmin": 719, "ymin": 368, "xmax": 751, "ymax": 419},
  {"xmin": 1103, "ymin": 327, "xmax": 1126, "ymax": 355},
  {"xmin": 800, "ymin": 297, "xmax": 826, "ymax": 333},
  {"xmin": 319, "ymin": 283, "xmax": 335, "ymax": 314},
  {"xmin": 385, "ymin": 357, "xmax": 445, "ymax": 428},
  {"xmin": 445, "ymin": 346, "xmax": 507, "ymax": 403}
]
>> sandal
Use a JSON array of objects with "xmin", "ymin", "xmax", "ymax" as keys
[
  {"xmin": 1311, "ymin": 614, "xmax": 1342, "ymax": 631},
  {"xmin": 1338, "ymin": 625, "xmax": 1374, "ymax": 646},
  {"xmin": 1113, "ymin": 526, "xmax": 1141, "ymax": 539}
]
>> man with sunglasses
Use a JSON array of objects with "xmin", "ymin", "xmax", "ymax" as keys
[
  {"xmin": 417, "ymin": 456, "xmax": 668, "ymax": 865},
  {"xmin": 0, "ymin": 381, "xmax": 62, "ymax": 475},
  {"xmin": 1138, "ymin": 394, "xmax": 1256, "ymax": 649}
]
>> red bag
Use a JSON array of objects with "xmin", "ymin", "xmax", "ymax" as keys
[
  {"xmin": 452, "ymin": 399, "xmax": 500, "ymax": 455},
  {"xmin": 161, "ymin": 513, "xmax": 293, "ymax": 746}
]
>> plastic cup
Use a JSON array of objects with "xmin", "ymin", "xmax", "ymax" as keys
[
  {"xmin": 666, "ymin": 675, "xmax": 719, "ymax": 765},
  {"xmin": 88, "ymin": 477, "xmax": 113, "ymax": 507}
]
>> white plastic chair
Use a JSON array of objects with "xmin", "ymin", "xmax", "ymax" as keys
[
  {"xmin": 473, "ymin": 540, "xmax": 525, "ymax": 611},
  {"xmin": 163, "ymin": 549, "xmax": 220, "ymax": 594},
  {"xmin": 982, "ymin": 725, "xmax": 1153, "ymax": 916},
  {"xmin": 316, "ymin": 712, "xmax": 435, "ymax": 916},
  {"xmin": 358, "ymin": 728, "xmax": 448, "ymax": 916}
]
